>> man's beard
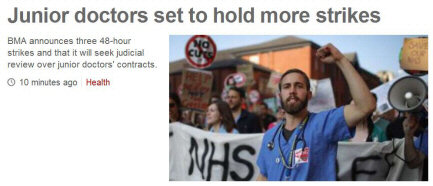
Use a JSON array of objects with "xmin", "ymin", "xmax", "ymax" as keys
[
  {"xmin": 280, "ymin": 95, "xmax": 308, "ymax": 115},
  {"xmin": 230, "ymin": 102, "xmax": 241, "ymax": 111}
]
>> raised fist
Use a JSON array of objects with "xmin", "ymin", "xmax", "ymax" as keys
[{"xmin": 316, "ymin": 43, "xmax": 346, "ymax": 64}]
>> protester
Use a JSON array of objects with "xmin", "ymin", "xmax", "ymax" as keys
[
  {"xmin": 403, "ymin": 111, "xmax": 428, "ymax": 181},
  {"xmin": 256, "ymin": 43, "xmax": 376, "ymax": 181},
  {"xmin": 181, "ymin": 109, "xmax": 193, "ymax": 124},
  {"xmin": 348, "ymin": 113, "xmax": 387, "ymax": 142},
  {"xmin": 258, "ymin": 102, "xmax": 277, "ymax": 131},
  {"xmin": 386, "ymin": 113, "xmax": 406, "ymax": 139},
  {"xmin": 191, "ymin": 111, "xmax": 205, "ymax": 129},
  {"xmin": 372, "ymin": 109, "xmax": 395, "ymax": 136},
  {"xmin": 348, "ymin": 96, "xmax": 387, "ymax": 142},
  {"xmin": 226, "ymin": 87, "xmax": 262, "ymax": 133},
  {"xmin": 169, "ymin": 92, "xmax": 182, "ymax": 123},
  {"xmin": 403, "ymin": 112, "xmax": 428, "ymax": 166},
  {"xmin": 169, "ymin": 92, "xmax": 199, "ymax": 128},
  {"xmin": 206, "ymin": 100, "xmax": 239, "ymax": 134},
  {"xmin": 267, "ymin": 107, "xmax": 285, "ymax": 131}
]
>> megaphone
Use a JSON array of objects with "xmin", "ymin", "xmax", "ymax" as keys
[{"xmin": 388, "ymin": 76, "xmax": 428, "ymax": 112}]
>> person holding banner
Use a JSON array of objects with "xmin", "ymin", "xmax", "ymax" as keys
[
  {"xmin": 256, "ymin": 44, "xmax": 376, "ymax": 181},
  {"xmin": 206, "ymin": 100, "xmax": 239, "ymax": 134}
]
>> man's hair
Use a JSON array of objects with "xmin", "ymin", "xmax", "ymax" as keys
[
  {"xmin": 278, "ymin": 69, "xmax": 311, "ymax": 91},
  {"xmin": 228, "ymin": 87, "xmax": 245, "ymax": 99}
]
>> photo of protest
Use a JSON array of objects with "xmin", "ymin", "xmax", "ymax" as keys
[{"xmin": 169, "ymin": 35, "xmax": 428, "ymax": 181}]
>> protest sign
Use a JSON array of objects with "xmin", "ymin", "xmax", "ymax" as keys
[
  {"xmin": 248, "ymin": 89, "xmax": 260, "ymax": 104},
  {"xmin": 180, "ymin": 68, "xmax": 213, "ymax": 110},
  {"xmin": 307, "ymin": 78, "xmax": 336, "ymax": 113},
  {"xmin": 185, "ymin": 35, "xmax": 217, "ymax": 69},
  {"xmin": 224, "ymin": 72, "xmax": 247, "ymax": 88},
  {"xmin": 237, "ymin": 64, "xmax": 255, "ymax": 87},
  {"xmin": 263, "ymin": 97, "xmax": 278, "ymax": 113},
  {"xmin": 266, "ymin": 72, "xmax": 281, "ymax": 91},
  {"xmin": 400, "ymin": 38, "xmax": 428, "ymax": 71}
]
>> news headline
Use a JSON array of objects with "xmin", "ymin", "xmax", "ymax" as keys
[{"xmin": 8, "ymin": 7, "xmax": 380, "ymax": 24}]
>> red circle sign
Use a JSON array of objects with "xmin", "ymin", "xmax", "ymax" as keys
[
  {"xmin": 185, "ymin": 35, "xmax": 217, "ymax": 69},
  {"xmin": 224, "ymin": 72, "xmax": 247, "ymax": 88},
  {"xmin": 249, "ymin": 90, "xmax": 260, "ymax": 103}
]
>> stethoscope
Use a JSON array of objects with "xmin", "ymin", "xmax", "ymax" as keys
[{"xmin": 267, "ymin": 114, "xmax": 309, "ymax": 169}]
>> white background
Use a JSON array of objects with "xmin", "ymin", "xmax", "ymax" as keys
[{"xmin": 0, "ymin": 0, "xmax": 431, "ymax": 185}]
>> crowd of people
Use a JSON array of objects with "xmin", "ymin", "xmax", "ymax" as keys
[
  {"xmin": 169, "ymin": 43, "xmax": 428, "ymax": 181},
  {"xmin": 169, "ymin": 80, "xmax": 426, "ymax": 144}
]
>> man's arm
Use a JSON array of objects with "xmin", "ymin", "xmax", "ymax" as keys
[
  {"xmin": 403, "ymin": 113, "xmax": 426, "ymax": 168},
  {"xmin": 405, "ymin": 135, "xmax": 425, "ymax": 168},
  {"xmin": 256, "ymin": 173, "xmax": 268, "ymax": 181},
  {"xmin": 316, "ymin": 44, "xmax": 376, "ymax": 127}
]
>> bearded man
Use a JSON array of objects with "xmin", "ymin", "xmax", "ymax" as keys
[
  {"xmin": 225, "ymin": 87, "xmax": 262, "ymax": 133},
  {"xmin": 256, "ymin": 44, "xmax": 376, "ymax": 181}
]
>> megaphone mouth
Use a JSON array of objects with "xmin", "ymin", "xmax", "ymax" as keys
[
  {"xmin": 388, "ymin": 76, "xmax": 428, "ymax": 112},
  {"xmin": 405, "ymin": 94, "xmax": 421, "ymax": 108}
]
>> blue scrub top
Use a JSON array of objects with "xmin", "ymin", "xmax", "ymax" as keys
[
  {"xmin": 415, "ymin": 128, "xmax": 428, "ymax": 156},
  {"xmin": 256, "ymin": 107, "xmax": 355, "ymax": 181}
]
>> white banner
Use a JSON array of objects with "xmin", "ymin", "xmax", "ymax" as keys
[
  {"xmin": 337, "ymin": 141, "xmax": 422, "ymax": 181},
  {"xmin": 169, "ymin": 123, "xmax": 422, "ymax": 181},
  {"xmin": 169, "ymin": 123, "xmax": 263, "ymax": 181},
  {"xmin": 308, "ymin": 78, "xmax": 336, "ymax": 113}
]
